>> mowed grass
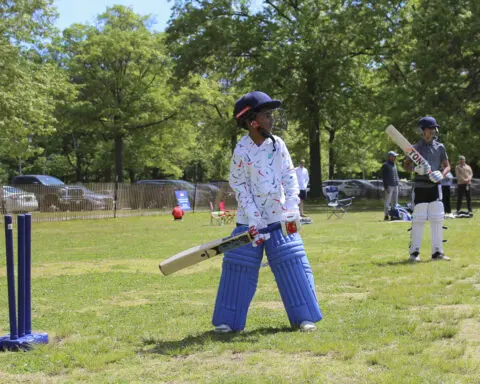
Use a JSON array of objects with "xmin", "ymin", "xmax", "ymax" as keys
[{"xmin": 0, "ymin": 203, "xmax": 479, "ymax": 383}]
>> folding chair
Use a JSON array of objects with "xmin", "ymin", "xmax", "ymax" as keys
[
  {"xmin": 324, "ymin": 185, "xmax": 354, "ymax": 219},
  {"xmin": 209, "ymin": 201, "xmax": 235, "ymax": 225},
  {"xmin": 218, "ymin": 200, "xmax": 235, "ymax": 224}
]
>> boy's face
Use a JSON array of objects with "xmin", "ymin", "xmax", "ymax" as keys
[
  {"xmin": 254, "ymin": 108, "xmax": 274, "ymax": 132},
  {"xmin": 423, "ymin": 127, "xmax": 436, "ymax": 142}
]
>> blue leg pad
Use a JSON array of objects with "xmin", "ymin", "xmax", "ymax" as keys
[
  {"xmin": 212, "ymin": 226, "xmax": 264, "ymax": 331},
  {"xmin": 265, "ymin": 229, "xmax": 322, "ymax": 327}
]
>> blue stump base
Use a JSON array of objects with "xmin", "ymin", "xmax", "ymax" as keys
[{"xmin": 0, "ymin": 333, "xmax": 49, "ymax": 351}]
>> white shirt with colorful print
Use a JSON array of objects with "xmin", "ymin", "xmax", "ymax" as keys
[{"xmin": 229, "ymin": 133, "xmax": 300, "ymax": 225}]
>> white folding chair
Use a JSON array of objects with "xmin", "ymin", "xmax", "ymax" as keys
[{"xmin": 324, "ymin": 185, "xmax": 354, "ymax": 219}]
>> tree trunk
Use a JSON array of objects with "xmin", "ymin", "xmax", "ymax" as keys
[
  {"xmin": 308, "ymin": 115, "xmax": 322, "ymax": 198},
  {"xmin": 128, "ymin": 169, "xmax": 136, "ymax": 183},
  {"xmin": 328, "ymin": 129, "xmax": 335, "ymax": 179},
  {"xmin": 114, "ymin": 134, "xmax": 123, "ymax": 182}
]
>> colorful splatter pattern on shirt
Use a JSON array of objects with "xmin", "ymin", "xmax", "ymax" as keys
[{"xmin": 229, "ymin": 134, "xmax": 300, "ymax": 225}]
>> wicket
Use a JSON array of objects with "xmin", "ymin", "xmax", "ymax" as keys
[{"xmin": 0, "ymin": 214, "xmax": 48, "ymax": 351}]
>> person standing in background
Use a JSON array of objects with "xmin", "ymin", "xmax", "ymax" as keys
[
  {"xmin": 381, "ymin": 151, "xmax": 400, "ymax": 221},
  {"xmin": 455, "ymin": 155, "xmax": 473, "ymax": 216},
  {"xmin": 295, "ymin": 159, "xmax": 310, "ymax": 218}
]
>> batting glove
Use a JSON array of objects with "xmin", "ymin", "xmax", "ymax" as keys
[
  {"xmin": 428, "ymin": 170, "xmax": 444, "ymax": 184},
  {"xmin": 414, "ymin": 163, "xmax": 431, "ymax": 175},
  {"xmin": 281, "ymin": 209, "xmax": 302, "ymax": 235},
  {"xmin": 248, "ymin": 216, "xmax": 270, "ymax": 247}
]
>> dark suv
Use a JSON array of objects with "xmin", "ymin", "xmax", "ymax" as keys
[
  {"xmin": 11, "ymin": 175, "xmax": 113, "ymax": 212},
  {"xmin": 11, "ymin": 175, "xmax": 67, "ymax": 211}
]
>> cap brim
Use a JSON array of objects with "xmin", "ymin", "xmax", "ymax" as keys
[{"xmin": 254, "ymin": 100, "xmax": 281, "ymax": 111}]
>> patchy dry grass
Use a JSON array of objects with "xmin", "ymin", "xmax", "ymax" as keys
[{"xmin": 0, "ymin": 205, "xmax": 479, "ymax": 383}]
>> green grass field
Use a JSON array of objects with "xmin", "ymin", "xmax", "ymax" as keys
[{"xmin": 0, "ymin": 204, "xmax": 479, "ymax": 383}]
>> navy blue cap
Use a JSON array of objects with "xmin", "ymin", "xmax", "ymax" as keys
[
  {"xmin": 418, "ymin": 116, "xmax": 439, "ymax": 129},
  {"xmin": 233, "ymin": 91, "xmax": 281, "ymax": 119}
]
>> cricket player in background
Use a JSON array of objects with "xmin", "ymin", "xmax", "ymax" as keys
[
  {"xmin": 295, "ymin": 159, "xmax": 310, "ymax": 218},
  {"xmin": 212, "ymin": 91, "xmax": 322, "ymax": 333},
  {"xmin": 404, "ymin": 116, "xmax": 451, "ymax": 262}
]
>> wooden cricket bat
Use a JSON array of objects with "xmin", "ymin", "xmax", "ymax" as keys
[
  {"xmin": 159, "ymin": 222, "xmax": 282, "ymax": 275},
  {"xmin": 385, "ymin": 125, "xmax": 431, "ymax": 169}
]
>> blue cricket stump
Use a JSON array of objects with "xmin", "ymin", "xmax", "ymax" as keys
[{"xmin": 0, "ymin": 214, "xmax": 48, "ymax": 351}]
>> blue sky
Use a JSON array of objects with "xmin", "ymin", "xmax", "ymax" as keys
[{"xmin": 53, "ymin": 0, "xmax": 173, "ymax": 32}]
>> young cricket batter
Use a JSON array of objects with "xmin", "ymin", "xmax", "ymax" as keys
[
  {"xmin": 404, "ymin": 116, "xmax": 451, "ymax": 261},
  {"xmin": 212, "ymin": 91, "xmax": 322, "ymax": 333}
]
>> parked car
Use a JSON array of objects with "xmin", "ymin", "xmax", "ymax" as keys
[
  {"xmin": 322, "ymin": 179, "xmax": 378, "ymax": 198},
  {"xmin": 61, "ymin": 185, "xmax": 114, "ymax": 211},
  {"xmin": 11, "ymin": 175, "xmax": 113, "ymax": 212},
  {"xmin": 369, "ymin": 179, "xmax": 413, "ymax": 198},
  {"xmin": 369, "ymin": 180, "xmax": 384, "ymax": 190},
  {"xmin": 0, "ymin": 186, "xmax": 39, "ymax": 213},
  {"xmin": 196, "ymin": 183, "xmax": 220, "ymax": 200},
  {"xmin": 398, "ymin": 180, "xmax": 413, "ymax": 197},
  {"xmin": 322, "ymin": 180, "xmax": 348, "ymax": 198},
  {"xmin": 11, "ymin": 174, "xmax": 68, "ymax": 212},
  {"xmin": 450, "ymin": 177, "xmax": 480, "ymax": 198}
]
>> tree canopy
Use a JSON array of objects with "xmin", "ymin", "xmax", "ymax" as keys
[{"xmin": 0, "ymin": 1, "xmax": 478, "ymax": 187}]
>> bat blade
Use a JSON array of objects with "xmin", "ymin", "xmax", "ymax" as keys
[
  {"xmin": 159, "ymin": 222, "xmax": 282, "ymax": 276},
  {"xmin": 385, "ymin": 125, "xmax": 430, "ymax": 167},
  {"xmin": 159, "ymin": 232, "xmax": 252, "ymax": 275}
]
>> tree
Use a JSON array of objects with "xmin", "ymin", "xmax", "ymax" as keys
[
  {"xmin": 0, "ymin": 0, "xmax": 71, "ymax": 180},
  {"xmin": 373, "ymin": 0, "xmax": 480, "ymax": 174},
  {"xmin": 167, "ymin": 0, "xmax": 406, "ymax": 196},
  {"xmin": 58, "ymin": 5, "xmax": 176, "ymax": 182}
]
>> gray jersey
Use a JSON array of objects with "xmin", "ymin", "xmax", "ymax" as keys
[{"xmin": 413, "ymin": 139, "xmax": 448, "ymax": 188}]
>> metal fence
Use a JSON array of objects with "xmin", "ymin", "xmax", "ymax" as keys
[
  {"xmin": 0, "ymin": 181, "xmax": 237, "ymax": 223},
  {"xmin": 1, "ymin": 179, "xmax": 478, "ymax": 223}
]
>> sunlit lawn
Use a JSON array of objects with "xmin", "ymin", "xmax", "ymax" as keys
[{"xmin": 0, "ymin": 201, "xmax": 479, "ymax": 383}]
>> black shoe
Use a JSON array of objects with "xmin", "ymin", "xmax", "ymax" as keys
[
  {"xmin": 384, "ymin": 215, "xmax": 389, "ymax": 221},
  {"xmin": 432, "ymin": 252, "xmax": 450, "ymax": 261},
  {"xmin": 409, "ymin": 252, "xmax": 421, "ymax": 262}
]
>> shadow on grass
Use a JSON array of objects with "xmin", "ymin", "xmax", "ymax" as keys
[
  {"xmin": 373, "ymin": 259, "xmax": 420, "ymax": 267},
  {"xmin": 142, "ymin": 326, "xmax": 293, "ymax": 355}
]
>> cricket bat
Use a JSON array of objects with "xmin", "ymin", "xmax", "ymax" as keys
[
  {"xmin": 385, "ymin": 125, "xmax": 431, "ymax": 169},
  {"xmin": 159, "ymin": 222, "xmax": 282, "ymax": 276}
]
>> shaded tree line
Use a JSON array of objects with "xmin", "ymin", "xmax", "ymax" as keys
[{"xmin": 0, "ymin": 1, "xmax": 479, "ymax": 196}]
